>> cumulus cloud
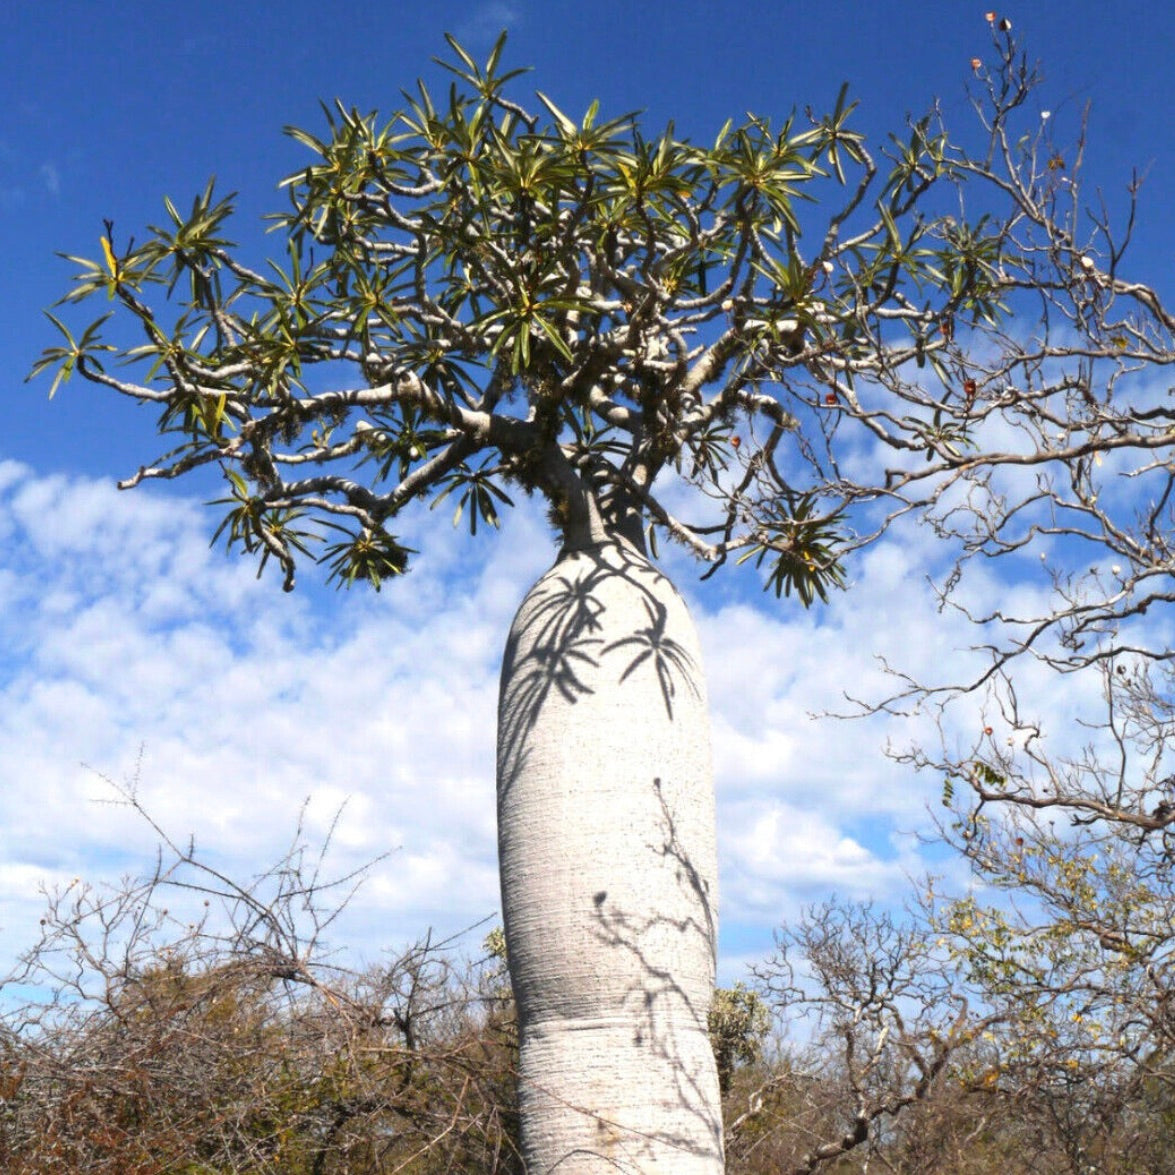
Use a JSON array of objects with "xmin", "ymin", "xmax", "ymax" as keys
[
  {"xmin": 0, "ymin": 460, "xmax": 1083, "ymax": 982},
  {"xmin": 0, "ymin": 465, "xmax": 550, "ymax": 963}
]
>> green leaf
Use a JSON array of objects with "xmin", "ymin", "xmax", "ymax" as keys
[
  {"xmin": 535, "ymin": 91, "xmax": 577, "ymax": 136},
  {"xmin": 442, "ymin": 32, "xmax": 479, "ymax": 74},
  {"xmin": 323, "ymin": 528, "xmax": 414, "ymax": 590},
  {"xmin": 431, "ymin": 462, "xmax": 515, "ymax": 535},
  {"xmin": 28, "ymin": 311, "xmax": 115, "ymax": 398},
  {"xmin": 736, "ymin": 493, "xmax": 847, "ymax": 607}
]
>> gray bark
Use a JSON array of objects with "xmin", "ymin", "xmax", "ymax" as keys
[{"xmin": 497, "ymin": 535, "xmax": 722, "ymax": 1172}]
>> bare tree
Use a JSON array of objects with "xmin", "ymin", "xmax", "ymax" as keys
[
  {"xmin": 884, "ymin": 658, "xmax": 1175, "ymax": 1172},
  {"xmin": 727, "ymin": 900, "xmax": 987, "ymax": 1173},
  {"xmin": 0, "ymin": 774, "xmax": 522, "ymax": 1174},
  {"xmin": 726, "ymin": 890, "xmax": 1175, "ymax": 1175}
]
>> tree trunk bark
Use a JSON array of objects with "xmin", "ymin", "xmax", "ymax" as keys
[{"xmin": 497, "ymin": 534, "xmax": 723, "ymax": 1173}]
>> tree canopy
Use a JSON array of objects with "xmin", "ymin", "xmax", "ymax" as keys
[
  {"xmin": 32, "ymin": 27, "xmax": 1175, "ymax": 702},
  {"xmin": 31, "ymin": 30, "xmax": 1024, "ymax": 602}
]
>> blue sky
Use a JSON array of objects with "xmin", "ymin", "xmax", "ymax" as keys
[{"xmin": 3, "ymin": 2, "xmax": 1173, "ymax": 981}]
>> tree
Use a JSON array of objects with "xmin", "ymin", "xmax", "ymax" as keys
[
  {"xmin": 0, "ymin": 779, "xmax": 525, "ymax": 1174},
  {"xmin": 898, "ymin": 658, "xmax": 1175, "ymax": 1173},
  {"xmin": 732, "ymin": 899, "xmax": 989, "ymax": 1174},
  {"xmin": 32, "ymin": 20, "xmax": 1175, "ymax": 1171},
  {"xmin": 727, "ymin": 891, "xmax": 1175, "ymax": 1174}
]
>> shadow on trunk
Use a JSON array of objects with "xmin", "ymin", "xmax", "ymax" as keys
[
  {"xmin": 498, "ymin": 540, "xmax": 701, "ymax": 801},
  {"xmin": 496, "ymin": 538, "xmax": 723, "ymax": 1171}
]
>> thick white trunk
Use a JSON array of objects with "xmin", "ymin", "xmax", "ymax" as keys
[{"xmin": 497, "ymin": 537, "xmax": 722, "ymax": 1173}]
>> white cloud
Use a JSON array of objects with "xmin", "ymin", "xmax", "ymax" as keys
[
  {"xmin": 0, "ymin": 467, "xmax": 550, "ymax": 967},
  {"xmin": 0, "ymin": 461, "xmax": 1114, "ymax": 988},
  {"xmin": 453, "ymin": 2, "xmax": 522, "ymax": 48},
  {"xmin": 38, "ymin": 163, "xmax": 59, "ymax": 197}
]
